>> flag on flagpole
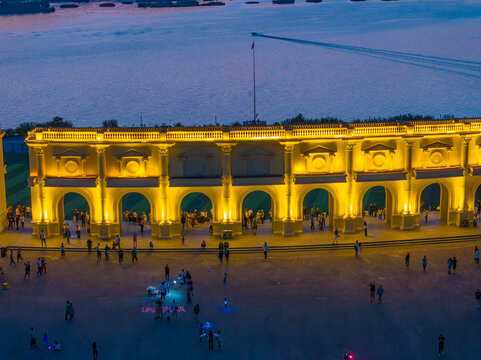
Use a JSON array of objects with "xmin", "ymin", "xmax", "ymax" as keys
[{"xmin": 251, "ymin": 42, "xmax": 254, "ymax": 49}]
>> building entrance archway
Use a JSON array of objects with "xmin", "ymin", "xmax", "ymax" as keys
[
  {"xmin": 57, "ymin": 192, "xmax": 91, "ymax": 238},
  {"xmin": 302, "ymin": 188, "xmax": 333, "ymax": 231},
  {"xmin": 118, "ymin": 192, "xmax": 151, "ymax": 237},
  {"xmin": 420, "ymin": 183, "xmax": 449, "ymax": 225},
  {"xmin": 180, "ymin": 192, "xmax": 213, "ymax": 236},
  {"xmin": 361, "ymin": 186, "xmax": 393, "ymax": 231},
  {"xmin": 241, "ymin": 190, "xmax": 272, "ymax": 235}
]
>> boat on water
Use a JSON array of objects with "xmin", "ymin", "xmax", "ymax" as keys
[
  {"xmin": 99, "ymin": 2, "xmax": 115, "ymax": 6},
  {"xmin": 0, "ymin": 0, "xmax": 54, "ymax": 14},
  {"xmin": 272, "ymin": 0, "xmax": 294, "ymax": 4},
  {"xmin": 59, "ymin": 3, "xmax": 78, "ymax": 7},
  {"xmin": 200, "ymin": 1, "xmax": 224, "ymax": 6}
]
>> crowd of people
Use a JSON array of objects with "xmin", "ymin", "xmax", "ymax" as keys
[
  {"xmin": 242, "ymin": 208, "xmax": 271, "ymax": 233},
  {"xmin": 180, "ymin": 210, "xmax": 211, "ymax": 230},
  {"xmin": 6, "ymin": 204, "xmax": 28, "ymax": 231}
]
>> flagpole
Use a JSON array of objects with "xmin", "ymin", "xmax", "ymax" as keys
[{"xmin": 252, "ymin": 41, "xmax": 256, "ymax": 122}]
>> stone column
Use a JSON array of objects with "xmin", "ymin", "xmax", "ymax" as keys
[
  {"xmin": 32, "ymin": 145, "xmax": 49, "ymax": 236},
  {"xmin": 280, "ymin": 142, "xmax": 300, "ymax": 236},
  {"xmin": 157, "ymin": 144, "xmax": 173, "ymax": 239},
  {"xmin": 456, "ymin": 138, "xmax": 473, "ymax": 226},
  {"xmin": 342, "ymin": 143, "xmax": 357, "ymax": 233},
  {"xmin": 94, "ymin": 145, "xmax": 110, "ymax": 239},
  {"xmin": 217, "ymin": 143, "xmax": 239, "ymax": 237},
  {"xmin": 401, "ymin": 140, "xmax": 417, "ymax": 230}
]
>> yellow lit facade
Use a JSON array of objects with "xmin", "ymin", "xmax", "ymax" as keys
[{"xmin": 25, "ymin": 119, "xmax": 481, "ymax": 239}]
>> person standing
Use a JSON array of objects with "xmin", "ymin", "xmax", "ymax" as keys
[
  {"xmin": 354, "ymin": 241, "xmax": 359, "ymax": 256},
  {"xmin": 223, "ymin": 272, "xmax": 227, "ymax": 284},
  {"xmin": 475, "ymin": 289, "xmax": 481, "ymax": 309},
  {"xmin": 17, "ymin": 247, "xmax": 23, "ymax": 263},
  {"xmin": 377, "ymin": 285, "xmax": 384, "ymax": 304},
  {"xmin": 118, "ymin": 246, "xmax": 123, "ymax": 263},
  {"xmin": 92, "ymin": 341, "xmax": 98, "ymax": 360},
  {"xmin": 438, "ymin": 334, "xmax": 445, "ymax": 356},
  {"xmin": 333, "ymin": 229, "xmax": 340, "ymax": 245},
  {"xmin": 29, "ymin": 328, "xmax": 37, "ymax": 348},
  {"xmin": 405, "ymin": 253, "xmax": 410, "ymax": 269},
  {"xmin": 208, "ymin": 330, "xmax": 214, "ymax": 351},
  {"xmin": 66, "ymin": 228, "xmax": 71, "ymax": 244},
  {"xmin": 69, "ymin": 302, "xmax": 75, "ymax": 320},
  {"xmin": 475, "ymin": 247, "xmax": 480, "ymax": 265},
  {"xmin": 96, "ymin": 243, "xmax": 101, "ymax": 260},
  {"xmin": 104, "ymin": 245, "xmax": 110, "ymax": 261},
  {"xmin": 225, "ymin": 249, "xmax": 230, "ymax": 263},
  {"xmin": 422, "ymin": 255, "xmax": 427, "ymax": 272},
  {"xmin": 218, "ymin": 245, "xmax": 224, "ymax": 263},
  {"xmin": 36, "ymin": 257, "xmax": 42, "ymax": 276},
  {"xmin": 24, "ymin": 261, "xmax": 30, "ymax": 280},
  {"xmin": 424, "ymin": 209, "xmax": 429, "ymax": 223},
  {"xmin": 165, "ymin": 264, "xmax": 170, "ymax": 280},
  {"xmin": 132, "ymin": 232, "xmax": 138, "ymax": 248},
  {"xmin": 76, "ymin": 226, "xmax": 81, "ymax": 240},
  {"xmin": 370, "ymin": 282, "xmax": 376, "ymax": 302},
  {"xmin": 263, "ymin": 242, "xmax": 269, "ymax": 260},
  {"xmin": 9, "ymin": 250, "xmax": 15, "ymax": 265},
  {"xmin": 40, "ymin": 230, "xmax": 47, "ymax": 247},
  {"xmin": 87, "ymin": 238, "xmax": 92, "ymax": 253},
  {"xmin": 65, "ymin": 301, "xmax": 71, "ymax": 320},
  {"xmin": 61, "ymin": 243, "xmax": 65, "ymax": 257},
  {"xmin": 363, "ymin": 221, "xmax": 368, "ymax": 237},
  {"xmin": 216, "ymin": 330, "xmax": 222, "ymax": 349},
  {"xmin": 199, "ymin": 322, "xmax": 204, "ymax": 342},
  {"xmin": 448, "ymin": 257, "xmax": 452, "ymax": 274},
  {"xmin": 193, "ymin": 304, "xmax": 200, "ymax": 322},
  {"xmin": 131, "ymin": 247, "xmax": 138, "ymax": 262},
  {"xmin": 452, "ymin": 257, "xmax": 457, "ymax": 274},
  {"xmin": 358, "ymin": 242, "xmax": 362, "ymax": 256}
]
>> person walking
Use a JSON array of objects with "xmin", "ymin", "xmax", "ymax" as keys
[
  {"xmin": 24, "ymin": 261, "xmax": 30, "ymax": 280},
  {"xmin": 424, "ymin": 209, "xmax": 429, "ymax": 223},
  {"xmin": 69, "ymin": 302, "xmax": 75, "ymax": 320},
  {"xmin": 9, "ymin": 250, "xmax": 15, "ymax": 265},
  {"xmin": 199, "ymin": 322, "xmax": 204, "ymax": 342},
  {"xmin": 40, "ymin": 230, "xmax": 47, "ymax": 247},
  {"xmin": 17, "ymin": 247, "xmax": 23, "ymax": 263},
  {"xmin": 193, "ymin": 304, "xmax": 200, "ymax": 322},
  {"xmin": 96, "ymin": 243, "xmax": 101, "ymax": 260},
  {"xmin": 263, "ymin": 242, "xmax": 269, "ymax": 260},
  {"xmin": 165, "ymin": 264, "xmax": 170, "ymax": 280},
  {"xmin": 377, "ymin": 285, "xmax": 384, "ymax": 304},
  {"xmin": 333, "ymin": 228, "xmax": 340, "ymax": 244},
  {"xmin": 65, "ymin": 301, "xmax": 71, "ymax": 320},
  {"xmin": 475, "ymin": 289, "xmax": 481, "ymax": 309},
  {"xmin": 36, "ymin": 257, "xmax": 42, "ymax": 276},
  {"xmin": 104, "ymin": 245, "xmax": 110, "ymax": 261},
  {"xmin": 448, "ymin": 257, "xmax": 452, "ymax": 274},
  {"xmin": 358, "ymin": 243, "xmax": 362, "ymax": 256},
  {"xmin": 452, "ymin": 257, "xmax": 457, "ymax": 274},
  {"xmin": 218, "ymin": 246, "xmax": 224, "ymax": 263},
  {"xmin": 61, "ymin": 243, "xmax": 65, "ymax": 257},
  {"xmin": 354, "ymin": 241, "xmax": 359, "ymax": 256},
  {"xmin": 131, "ymin": 247, "xmax": 138, "ymax": 262},
  {"xmin": 370, "ymin": 282, "xmax": 376, "ymax": 302},
  {"xmin": 405, "ymin": 253, "xmax": 410, "ymax": 269},
  {"xmin": 225, "ymin": 249, "xmax": 230, "ymax": 263},
  {"xmin": 92, "ymin": 341, "xmax": 98, "ymax": 360},
  {"xmin": 29, "ymin": 328, "xmax": 37, "ymax": 348},
  {"xmin": 208, "ymin": 330, "xmax": 214, "ymax": 351},
  {"xmin": 363, "ymin": 221, "xmax": 368, "ymax": 237},
  {"xmin": 223, "ymin": 272, "xmax": 227, "ymax": 284},
  {"xmin": 66, "ymin": 228, "xmax": 71, "ymax": 244},
  {"xmin": 438, "ymin": 334, "xmax": 445, "ymax": 356},
  {"xmin": 87, "ymin": 238, "xmax": 92, "ymax": 254},
  {"xmin": 422, "ymin": 255, "xmax": 427, "ymax": 272},
  {"xmin": 475, "ymin": 247, "xmax": 480, "ymax": 265},
  {"xmin": 118, "ymin": 246, "xmax": 123, "ymax": 263}
]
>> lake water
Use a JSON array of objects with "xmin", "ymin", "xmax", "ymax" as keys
[{"xmin": 1, "ymin": 0, "xmax": 480, "ymax": 127}]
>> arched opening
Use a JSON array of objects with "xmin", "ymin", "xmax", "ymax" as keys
[
  {"xmin": 420, "ymin": 183, "xmax": 449, "ymax": 225},
  {"xmin": 180, "ymin": 192, "xmax": 213, "ymax": 236},
  {"xmin": 361, "ymin": 186, "xmax": 393, "ymax": 230},
  {"xmin": 474, "ymin": 184, "xmax": 481, "ymax": 216},
  {"xmin": 241, "ymin": 190, "xmax": 272, "ymax": 235},
  {"xmin": 57, "ymin": 192, "xmax": 91, "ymax": 239},
  {"xmin": 118, "ymin": 193, "xmax": 151, "ymax": 237},
  {"xmin": 302, "ymin": 188, "xmax": 333, "ymax": 231}
]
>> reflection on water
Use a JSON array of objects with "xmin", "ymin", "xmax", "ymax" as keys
[{"xmin": 1, "ymin": 0, "xmax": 480, "ymax": 126}]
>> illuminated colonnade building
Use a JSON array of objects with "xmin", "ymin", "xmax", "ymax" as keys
[{"xmin": 25, "ymin": 119, "xmax": 481, "ymax": 239}]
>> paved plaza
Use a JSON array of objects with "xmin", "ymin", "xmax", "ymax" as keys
[{"xmin": 0, "ymin": 215, "xmax": 480, "ymax": 359}]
